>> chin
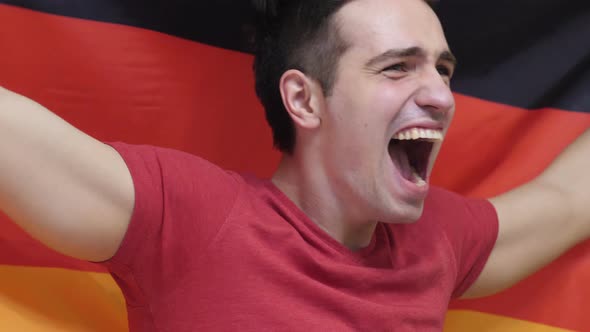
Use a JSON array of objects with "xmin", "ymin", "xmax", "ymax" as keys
[{"xmin": 381, "ymin": 201, "xmax": 425, "ymax": 224}]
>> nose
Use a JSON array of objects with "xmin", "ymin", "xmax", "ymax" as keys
[{"xmin": 414, "ymin": 69, "xmax": 455, "ymax": 116}]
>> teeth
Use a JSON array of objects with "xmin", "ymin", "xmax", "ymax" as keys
[
  {"xmin": 411, "ymin": 167, "xmax": 427, "ymax": 187},
  {"xmin": 393, "ymin": 128, "xmax": 443, "ymax": 141}
]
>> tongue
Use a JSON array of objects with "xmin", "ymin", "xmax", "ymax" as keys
[{"xmin": 389, "ymin": 143, "xmax": 413, "ymax": 181}]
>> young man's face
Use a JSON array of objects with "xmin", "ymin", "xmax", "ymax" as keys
[{"xmin": 318, "ymin": 0, "xmax": 456, "ymax": 223}]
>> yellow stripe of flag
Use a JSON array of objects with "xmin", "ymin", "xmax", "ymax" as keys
[
  {"xmin": 445, "ymin": 310, "xmax": 573, "ymax": 332},
  {"xmin": 0, "ymin": 265, "xmax": 574, "ymax": 331},
  {"xmin": 0, "ymin": 265, "xmax": 126, "ymax": 331}
]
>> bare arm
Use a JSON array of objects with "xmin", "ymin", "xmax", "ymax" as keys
[
  {"xmin": 463, "ymin": 129, "xmax": 590, "ymax": 298},
  {"xmin": 0, "ymin": 86, "xmax": 134, "ymax": 262}
]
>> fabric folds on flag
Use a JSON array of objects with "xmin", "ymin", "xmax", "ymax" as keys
[{"xmin": 0, "ymin": 1, "xmax": 588, "ymax": 331}]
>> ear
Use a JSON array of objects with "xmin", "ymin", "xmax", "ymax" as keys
[{"xmin": 279, "ymin": 69, "xmax": 323, "ymax": 130}]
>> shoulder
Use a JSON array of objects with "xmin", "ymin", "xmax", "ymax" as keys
[
  {"xmin": 422, "ymin": 186, "xmax": 497, "ymax": 224},
  {"xmin": 108, "ymin": 142, "xmax": 224, "ymax": 170},
  {"xmin": 423, "ymin": 186, "xmax": 499, "ymax": 256},
  {"xmin": 108, "ymin": 142, "xmax": 242, "ymax": 184},
  {"xmin": 102, "ymin": 143, "xmax": 250, "ymax": 268},
  {"xmin": 107, "ymin": 142, "xmax": 246, "ymax": 221}
]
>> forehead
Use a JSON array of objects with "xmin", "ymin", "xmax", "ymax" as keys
[{"xmin": 335, "ymin": 0, "xmax": 449, "ymax": 57}]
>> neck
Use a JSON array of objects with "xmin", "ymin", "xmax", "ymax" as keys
[{"xmin": 272, "ymin": 154, "xmax": 377, "ymax": 251}]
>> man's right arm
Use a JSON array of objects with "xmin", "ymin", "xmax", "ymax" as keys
[{"xmin": 0, "ymin": 86, "xmax": 135, "ymax": 262}]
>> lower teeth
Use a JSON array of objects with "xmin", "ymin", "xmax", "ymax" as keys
[{"xmin": 411, "ymin": 168, "xmax": 426, "ymax": 187}]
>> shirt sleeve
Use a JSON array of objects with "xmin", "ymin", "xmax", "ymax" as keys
[
  {"xmin": 99, "ymin": 142, "xmax": 241, "ymax": 306},
  {"xmin": 428, "ymin": 187, "xmax": 499, "ymax": 298}
]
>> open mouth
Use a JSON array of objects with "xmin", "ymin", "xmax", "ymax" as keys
[{"xmin": 388, "ymin": 128, "xmax": 443, "ymax": 187}]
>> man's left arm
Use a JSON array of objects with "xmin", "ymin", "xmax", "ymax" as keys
[{"xmin": 462, "ymin": 129, "xmax": 590, "ymax": 298}]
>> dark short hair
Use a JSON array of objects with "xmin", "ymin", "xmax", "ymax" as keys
[{"xmin": 252, "ymin": 0, "xmax": 436, "ymax": 154}]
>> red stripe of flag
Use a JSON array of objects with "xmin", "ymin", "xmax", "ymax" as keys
[
  {"xmin": 0, "ymin": 4, "xmax": 278, "ymax": 270},
  {"xmin": 438, "ymin": 94, "xmax": 590, "ymax": 331}
]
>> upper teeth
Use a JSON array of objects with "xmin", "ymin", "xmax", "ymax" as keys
[{"xmin": 393, "ymin": 128, "xmax": 443, "ymax": 141}]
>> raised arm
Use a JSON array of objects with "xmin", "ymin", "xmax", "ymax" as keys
[
  {"xmin": 0, "ymin": 86, "xmax": 134, "ymax": 262},
  {"xmin": 463, "ymin": 128, "xmax": 590, "ymax": 298}
]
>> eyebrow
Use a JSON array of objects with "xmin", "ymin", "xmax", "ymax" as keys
[
  {"xmin": 364, "ymin": 46, "xmax": 458, "ymax": 68},
  {"xmin": 439, "ymin": 50, "xmax": 458, "ymax": 67}
]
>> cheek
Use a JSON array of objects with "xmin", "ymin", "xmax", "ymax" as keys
[
  {"xmin": 324, "ymin": 99, "xmax": 368, "ymax": 141},
  {"xmin": 447, "ymin": 107, "xmax": 456, "ymax": 123},
  {"xmin": 379, "ymin": 80, "xmax": 410, "ymax": 105},
  {"xmin": 323, "ymin": 82, "xmax": 398, "ymax": 162}
]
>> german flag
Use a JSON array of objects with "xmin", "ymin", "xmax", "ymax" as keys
[{"xmin": 0, "ymin": 1, "xmax": 588, "ymax": 331}]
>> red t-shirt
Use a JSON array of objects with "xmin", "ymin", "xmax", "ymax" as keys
[{"xmin": 103, "ymin": 143, "xmax": 498, "ymax": 332}]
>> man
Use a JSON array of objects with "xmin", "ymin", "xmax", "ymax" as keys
[{"xmin": 0, "ymin": 0, "xmax": 588, "ymax": 330}]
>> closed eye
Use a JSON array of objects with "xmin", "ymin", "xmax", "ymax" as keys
[
  {"xmin": 383, "ymin": 63, "xmax": 409, "ymax": 72},
  {"xmin": 437, "ymin": 65, "xmax": 453, "ymax": 78},
  {"xmin": 381, "ymin": 62, "xmax": 414, "ymax": 80}
]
